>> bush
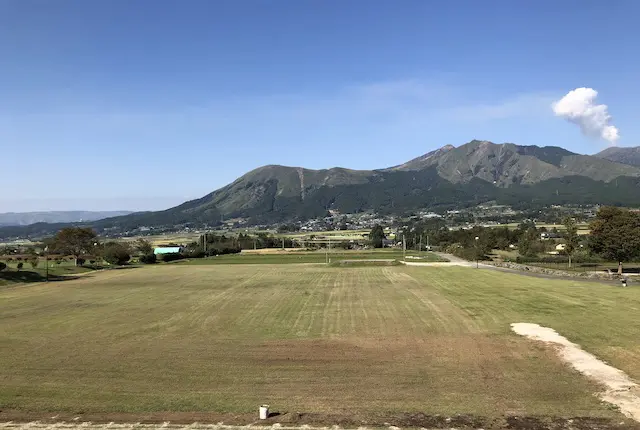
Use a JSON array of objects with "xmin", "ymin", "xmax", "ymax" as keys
[
  {"xmin": 29, "ymin": 258, "xmax": 38, "ymax": 269},
  {"xmin": 0, "ymin": 262, "xmax": 6, "ymax": 271},
  {"xmin": 186, "ymin": 250, "xmax": 206, "ymax": 259},
  {"xmin": 76, "ymin": 258, "xmax": 86, "ymax": 266},
  {"xmin": 160, "ymin": 252, "xmax": 184, "ymax": 262},
  {"xmin": 17, "ymin": 262, "xmax": 23, "ymax": 270},
  {"xmin": 515, "ymin": 254, "xmax": 604, "ymax": 264},
  {"xmin": 139, "ymin": 253, "xmax": 157, "ymax": 264}
]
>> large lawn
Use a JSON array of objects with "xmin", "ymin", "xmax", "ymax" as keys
[{"xmin": 1, "ymin": 264, "xmax": 639, "ymax": 422}]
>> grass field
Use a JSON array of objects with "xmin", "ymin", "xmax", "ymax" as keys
[
  {"xmin": 2, "ymin": 263, "xmax": 640, "ymax": 422},
  {"xmin": 0, "ymin": 262, "xmax": 96, "ymax": 287},
  {"xmin": 182, "ymin": 249, "xmax": 445, "ymax": 265}
]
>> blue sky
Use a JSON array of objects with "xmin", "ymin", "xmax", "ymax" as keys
[{"xmin": 1, "ymin": 0, "xmax": 639, "ymax": 212}]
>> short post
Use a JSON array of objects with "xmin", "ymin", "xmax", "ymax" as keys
[{"xmin": 259, "ymin": 404, "xmax": 269, "ymax": 420}]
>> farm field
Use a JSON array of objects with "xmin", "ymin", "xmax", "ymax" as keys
[{"xmin": 1, "ymin": 264, "xmax": 640, "ymax": 423}]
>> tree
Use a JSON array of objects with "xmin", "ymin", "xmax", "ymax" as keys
[
  {"xmin": 29, "ymin": 258, "xmax": 39, "ymax": 269},
  {"xmin": 370, "ymin": 224, "xmax": 385, "ymax": 248},
  {"xmin": 102, "ymin": 242, "xmax": 131, "ymax": 266},
  {"xmin": 518, "ymin": 225, "xmax": 541, "ymax": 258},
  {"xmin": 50, "ymin": 227, "xmax": 98, "ymax": 266},
  {"xmin": 589, "ymin": 207, "xmax": 640, "ymax": 274},
  {"xmin": 562, "ymin": 216, "xmax": 579, "ymax": 268},
  {"xmin": 16, "ymin": 262, "xmax": 23, "ymax": 271},
  {"xmin": 0, "ymin": 262, "xmax": 6, "ymax": 271},
  {"xmin": 135, "ymin": 238, "xmax": 154, "ymax": 255}
]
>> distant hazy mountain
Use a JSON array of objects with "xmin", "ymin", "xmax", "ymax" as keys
[
  {"xmin": 596, "ymin": 146, "xmax": 640, "ymax": 167},
  {"xmin": 0, "ymin": 211, "xmax": 132, "ymax": 226}
]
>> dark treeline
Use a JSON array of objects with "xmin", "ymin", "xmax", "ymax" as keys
[{"xmin": 185, "ymin": 232, "xmax": 300, "ymax": 257}]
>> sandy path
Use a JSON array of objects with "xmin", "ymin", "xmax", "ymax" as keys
[{"xmin": 511, "ymin": 322, "xmax": 640, "ymax": 421}]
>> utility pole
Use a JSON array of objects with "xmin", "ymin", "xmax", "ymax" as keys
[
  {"xmin": 44, "ymin": 246, "xmax": 49, "ymax": 282},
  {"xmin": 282, "ymin": 238, "xmax": 285, "ymax": 250},
  {"xmin": 325, "ymin": 240, "xmax": 328, "ymax": 265},
  {"xmin": 475, "ymin": 236, "xmax": 479, "ymax": 269},
  {"xmin": 403, "ymin": 234, "xmax": 406, "ymax": 261},
  {"xmin": 254, "ymin": 238, "xmax": 257, "ymax": 250},
  {"xmin": 419, "ymin": 235, "xmax": 422, "ymax": 254}
]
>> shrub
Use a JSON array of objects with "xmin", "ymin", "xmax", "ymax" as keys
[
  {"xmin": 139, "ymin": 253, "xmax": 157, "ymax": 264},
  {"xmin": 186, "ymin": 250, "xmax": 206, "ymax": 259},
  {"xmin": 0, "ymin": 262, "xmax": 6, "ymax": 271},
  {"xmin": 17, "ymin": 262, "xmax": 23, "ymax": 270},
  {"xmin": 29, "ymin": 258, "xmax": 38, "ymax": 269},
  {"xmin": 515, "ymin": 254, "xmax": 604, "ymax": 264},
  {"xmin": 76, "ymin": 258, "xmax": 86, "ymax": 266},
  {"xmin": 160, "ymin": 253, "xmax": 184, "ymax": 262}
]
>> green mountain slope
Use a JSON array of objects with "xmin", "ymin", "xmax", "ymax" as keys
[
  {"xmin": 3, "ymin": 140, "xmax": 640, "ymax": 238},
  {"xmin": 596, "ymin": 146, "xmax": 640, "ymax": 167}
]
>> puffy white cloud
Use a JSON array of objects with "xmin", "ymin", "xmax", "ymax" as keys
[{"xmin": 552, "ymin": 87, "xmax": 619, "ymax": 145}]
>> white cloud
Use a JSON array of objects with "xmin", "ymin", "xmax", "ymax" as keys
[{"xmin": 552, "ymin": 87, "xmax": 619, "ymax": 145}]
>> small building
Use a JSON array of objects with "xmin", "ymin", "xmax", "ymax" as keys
[
  {"xmin": 541, "ymin": 232, "xmax": 561, "ymax": 240},
  {"xmin": 154, "ymin": 246, "xmax": 182, "ymax": 255}
]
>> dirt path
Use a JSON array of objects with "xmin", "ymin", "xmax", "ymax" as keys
[
  {"xmin": 402, "ymin": 253, "xmax": 489, "ymax": 268},
  {"xmin": 511, "ymin": 323, "xmax": 640, "ymax": 422}
]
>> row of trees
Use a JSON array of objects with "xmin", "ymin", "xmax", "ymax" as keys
[
  {"xmin": 374, "ymin": 207, "xmax": 639, "ymax": 272},
  {"xmin": 41, "ymin": 228, "xmax": 159, "ymax": 266}
]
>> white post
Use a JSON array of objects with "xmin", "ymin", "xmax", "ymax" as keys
[{"xmin": 259, "ymin": 405, "xmax": 269, "ymax": 420}]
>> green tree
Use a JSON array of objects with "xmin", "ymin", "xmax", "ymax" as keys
[
  {"xmin": 0, "ymin": 262, "xmax": 6, "ymax": 271},
  {"xmin": 589, "ymin": 207, "xmax": 640, "ymax": 274},
  {"xmin": 518, "ymin": 225, "xmax": 542, "ymax": 258},
  {"xmin": 102, "ymin": 242, "xmax": 132, "ymax": 266},
  {"xmin": 562, "ymin": 216, "xmax": 579, "ymax": 268},
  {"xmin": 29, "ymin": 258, "xmax": 39, "ymax": 269},
  {"xmin": 135, "ymin": 238, "xmax": 154, "ymax": 255},
  {"xmin": 369, "ymin": 224, "xmax": 385, "ymax": 248},
  {"xmin": 16, "ymin": 262, "xmax": 23, "ymax": 271},
  {"xmin": 50, "ymin": 227, "xmax": 99, "ymax": 266}
]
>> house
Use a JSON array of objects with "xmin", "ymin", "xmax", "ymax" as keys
[
  {"xmin": 541, "ymin": 232, "xmax": 561, "ymax": 240},
  {"xmin": 154, "ymin": 246, "xmax": 183, "ymax": 255}
]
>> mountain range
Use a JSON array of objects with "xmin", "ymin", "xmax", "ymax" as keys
[
  {"xmin": 0, "ymin": 211, "xmax": 132, "ymax": 227},
  {"xmin": 595, "ymin": 146, "xmax": 640, "ymax": 167},
  {"xmin": 2, "ymin": 140, "xmax": 640, "ymax": 239}
]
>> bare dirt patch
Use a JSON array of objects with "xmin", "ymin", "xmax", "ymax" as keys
[{"xmin": 512, "ymin": 323, "xmax": 640, "ymax": 422}]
